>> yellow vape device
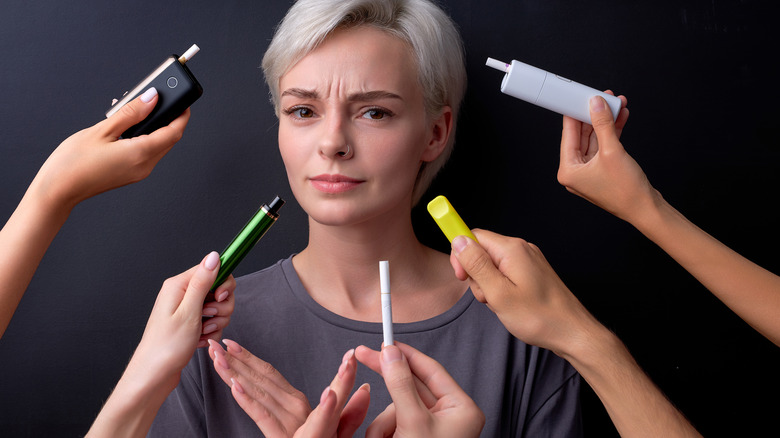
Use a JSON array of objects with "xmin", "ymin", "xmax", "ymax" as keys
[{"xmin": 426, "ymin": 195, "xmax": 477, "ymax": 243}]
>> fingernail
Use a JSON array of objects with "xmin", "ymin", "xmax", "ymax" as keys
[
  {"xmin": 140, "ymin": 87, "xmax": 158, "ymax": 103},
  {"xmin": 452, "ymin": 235, "xmax": 469, "ymax": 254},
  {"xmin": 381, "ymin": 345, "xmax": 402, "ymax": 364},
  {"xmin": 589, "ymin": 96, "xmax": 606, "ymax": 112},
  {"xmin": 358, "ymin": 382, "xmax": 370, "ymax": 393},
  {"xmin": 197, "ymin": 339, "xmax": 208, "ymax": 348},
  {"xmin": 204, "ymin": 251, "xmax": 220, "ymax": 271},
  {"xmin": 214, "ymin": 349, "xmax": 229, "ymax": 370},
  {"xmin": 338, "ymin": 349, "xmax": 355, "ymax": 379},
  {"xmin": 342, "ymin": 348, "xmax": 355, "ymax": 364},
  {"xmin": 203, "ymin": 323, "xmax": 218, "ymax": 335},
  {"xmin": 216, "ymin": 290, "xmax": 229, "ymax": 302},
  {"xmin": 223, "ymin": 339, "xmax": 242, "ymax": 354},
  {"xmin": 202, "ymin": 306, "xmax": 218, "ymax": 316},
  {"xmin": 320, "ymin": 386, "xmax": 332, "ymax": 405},
  {"xmin": 231, "ymin": 378, "xmax": 245, "ymax": 394}
]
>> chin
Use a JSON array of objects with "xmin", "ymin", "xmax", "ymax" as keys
[
  {"xmin": 302, "ymin": 199, "xmax": 364, "ymax": 226},
  {"xmin": 307, "ymin": 199, "xmax": 405, "ymax": 229}
]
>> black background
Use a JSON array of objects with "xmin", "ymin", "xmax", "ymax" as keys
[{"xmin": 1, "ymin": 1, "xmax": 778, "ymax": 436}]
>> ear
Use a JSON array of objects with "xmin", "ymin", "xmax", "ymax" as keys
[{"xmin": 420, "ymin": 106, "xmax": 453, "ymax": 162}]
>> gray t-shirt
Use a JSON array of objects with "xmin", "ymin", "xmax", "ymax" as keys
[{"xmin": 149, "ymin": 256, "xmax": 582, "ymax": 437}]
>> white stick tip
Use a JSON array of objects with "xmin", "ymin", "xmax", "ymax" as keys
[
  {"xmin": 180, "ymin": 44, "xmax": 200, "ymax": 63},
  {"xmin": 379, "ymin": 261, "xmax": 390, "ymax": 293},
  {"xmin": 486, "ymin": 57, "xmax": 508, "ymax": 72}
]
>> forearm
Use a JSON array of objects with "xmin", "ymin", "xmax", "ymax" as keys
[
  {"xmin": 88, "ymin": 251, "xmax": 223, "ymax": 437},
  {"xmin": 631, "ymin": 192, "xmax": 780, "ymax": 346},
  {"xmin": 562, "ymin": 325, "xmax": 701, "ymax": 437},
  {"xmin": 0, "ymin": 183, "xmax": 72, "ymax": 338},
  {"xmin": 86, "ymin": 356, "xmax": 179, "ymax": 438}
]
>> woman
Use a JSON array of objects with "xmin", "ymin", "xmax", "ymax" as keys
[{"xmin": 150, "ymin": 0, "xmax": 581, "ymax": 436}]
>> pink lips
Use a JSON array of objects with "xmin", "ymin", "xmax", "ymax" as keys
[{"xmin": 309, "ymin": 174, "xmax": 364, "ymax": 194}]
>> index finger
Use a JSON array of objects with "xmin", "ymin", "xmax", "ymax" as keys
[
  {"xmin": 144, "ymin": 107, "xmax": 190, "ymax": 146},
  {"xmin": 118, "ymin": 108, "xmax": 191, "ymax": 161},
  {"xmin": 560, "ymin": 114, "xmax": 584, "ymax": 168}
]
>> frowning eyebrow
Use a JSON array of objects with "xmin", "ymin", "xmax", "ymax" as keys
[
  {"xmin": 281, "ymin": 88, "xmax": 319, "ymax": 100},
  {"xmin": 348, "ymin": 90, "xmax": 403, "ymax": 102},
  {"xmin": 280, "ymin": 88, "xmax": 402, "ymax": 102}
]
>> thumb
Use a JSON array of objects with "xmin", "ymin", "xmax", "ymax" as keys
[
  {"xmin": 104, "ymin": 87, "xmax": 158, "ymax": 138},
  {"xmin": 179, "ymin": 251, "xmax": 221, "ymax": 315},
  {"xmin": 588, "ymin": 96, "xmax": 621, "ymax": 152},
  {"xmin": 380, "ymin": 345, "xmax": 428, "ymax": 420},
  {"xmin": 451, "ymin": 234, "xmax": 506, "ymax": 304}
]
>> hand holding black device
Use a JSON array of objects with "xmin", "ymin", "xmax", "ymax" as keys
[{"xmin": 106, "ymin": 44, "xmax": 203, "ymax": 138}]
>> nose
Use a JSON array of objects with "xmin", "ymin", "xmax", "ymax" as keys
[{"xmin": 319, "ymin": 112, "xmax": 351, "ymax": 159}]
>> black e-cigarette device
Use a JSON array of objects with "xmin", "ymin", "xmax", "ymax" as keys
[
  {"xmin": 204, "ymin": 196, "xmax": 285, "ymax": 302},
  {"xmin": 106, "ymin": 44, "xmax": 203, "ymax": 138}
]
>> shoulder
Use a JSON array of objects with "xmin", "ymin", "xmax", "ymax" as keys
[
  {"xmin": 227, "ymin": 255, "xmax": 307, "ymax": 331},
  {"xmin": 235, "ymin": 256, "xmax": 290, "ymax": 287},
  {"xmin": 232, "ymin": 255, "xmax": 300, "ymax": 304}
]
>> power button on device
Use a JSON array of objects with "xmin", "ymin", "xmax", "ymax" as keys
[
  {"xmin": 167, "ymin": 76, "xmax": 178, "ymax": 88},
  {"xmin": 555, "ymin": 75, "xmax": 572, "ymax": 83}
]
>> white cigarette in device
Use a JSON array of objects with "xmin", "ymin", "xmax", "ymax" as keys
[
  {"xmin": 380, "ymin": 260, "xmax": 393, "ymax": 346},
  {"xmin": 178, "ymin": 44, "xmax": 200, "ymax": 64}
]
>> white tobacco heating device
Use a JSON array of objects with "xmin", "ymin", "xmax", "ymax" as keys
[{"xmin": 486, "ymin": 57, "xmax": 621, "ymax": 124}]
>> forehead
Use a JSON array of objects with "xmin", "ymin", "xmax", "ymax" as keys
[{"xmin": 279, "ymin": 26, "xmax": 420, "ymax": 98}]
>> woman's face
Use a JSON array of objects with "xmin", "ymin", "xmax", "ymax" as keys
[{"xmin": 277, "ymin": 26, "xmax": 450, "ymax": 227}]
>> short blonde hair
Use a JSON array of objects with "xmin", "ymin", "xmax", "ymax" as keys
[{"xmin": 262, "ymin": 0, "xmax": 467, "ymax": 204}]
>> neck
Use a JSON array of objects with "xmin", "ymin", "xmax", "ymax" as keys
[{"xmin": 293, "ymin": 204, "xmax": 467, "ymax": 322}]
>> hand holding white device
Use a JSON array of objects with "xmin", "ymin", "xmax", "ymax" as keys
[{"xmin": 486, "ymin": 57, "xmax": 621, "ymax": 124}]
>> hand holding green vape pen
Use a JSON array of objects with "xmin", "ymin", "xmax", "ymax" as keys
[{"xmin": 205, "ymin": 196, "xmax": 284, "ymax": 302}]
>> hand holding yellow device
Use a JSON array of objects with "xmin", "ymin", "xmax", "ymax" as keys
[{"xmin": 426, "ymin": 195, "xmax": 477, "ymax": 243}]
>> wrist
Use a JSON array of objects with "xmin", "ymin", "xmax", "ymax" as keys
[
  {"xmin": 25, "ymin": 173, "xmax": 78, "ymax": 221},
  {"xmin": 623, "ymin": 188, "xmax": 666, "ymax": 233},
  {"xmin": 122, "ymin": 345, "xmax": 183, "ymax": 396},
  {"xmin": 628, "ymin": 189, "xmax": 691, "ymax": 247},
  {"xmin": 557, "ymin": 319, "xmax": 626, "ymax": 377}
]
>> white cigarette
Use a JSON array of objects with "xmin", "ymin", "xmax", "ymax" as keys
[
  {"xmin": 380, "ymin": 260, "xmax": 393, "ymax": 346},
  {"xmin": 178, "ymin": 44, "xmax": 200, "ymax": 64}
]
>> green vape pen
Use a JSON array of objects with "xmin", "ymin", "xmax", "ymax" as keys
[{"xmin": 205, "ymin": 196, "xmax": 285, "ymax": 301}]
